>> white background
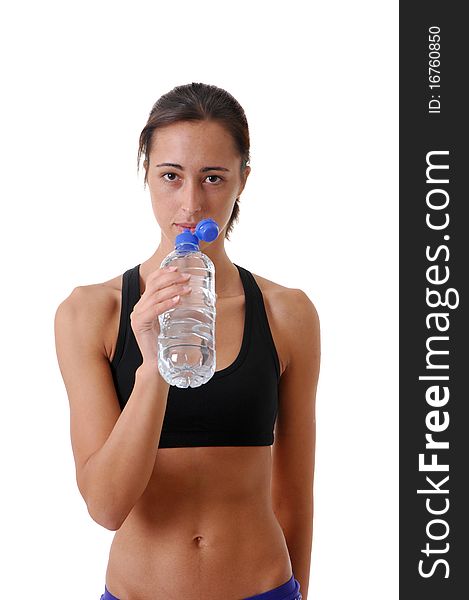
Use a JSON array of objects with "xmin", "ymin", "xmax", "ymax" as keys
[{"xmin": 0, "ymin": 1, "xmax": 398, "ymax": 598}]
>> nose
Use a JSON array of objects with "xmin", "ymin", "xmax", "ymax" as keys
[{"xmin": 181, "ymin": 181, "xmax": 202, "ymax": 217}]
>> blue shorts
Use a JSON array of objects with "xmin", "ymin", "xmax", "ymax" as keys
[{"xmin": 100, "ymin": 573, "xmax": 302, "ymax": 599}]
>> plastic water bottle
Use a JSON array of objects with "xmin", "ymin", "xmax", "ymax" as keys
[{"xmin": 157, "ymin": 218, "xmax": 219, "ymax": 388}]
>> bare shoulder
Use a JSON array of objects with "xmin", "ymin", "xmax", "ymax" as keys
[
  {"xmin": 55, "ymin": 277, "xmax": 119, "ymax": 324},
  {"xmin": 54, "ymin": 274, "xmax": 122, "ymax": 360},
  {"xmin": 250, "ymin": 270, "xmax": 320, "ymax": 372},
  {"xmin": 251, "ymin": 270, "xmax": 319, "ymax": 322}
]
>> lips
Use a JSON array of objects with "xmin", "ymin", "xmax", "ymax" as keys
[{"xmin": 175, "ymin": 222, "xmax": 197, "ymax": 232}]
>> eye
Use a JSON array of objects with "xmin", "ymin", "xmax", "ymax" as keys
[
  {"xmin": 162, "ymin": 172, "xmax": 178, "ymax": 182},
  {"xmin": 205, "ymin": 175, "xmax": 223, "ymax": 184}
]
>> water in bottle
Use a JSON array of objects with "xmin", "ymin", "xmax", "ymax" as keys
[{"xmin": 158, "ymin": 218, "xmax": 219, "ymax": 388}]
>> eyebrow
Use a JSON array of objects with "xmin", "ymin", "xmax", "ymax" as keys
[{"xmin": 156, "ymin": 162, "xmax": 230, "ymax": 172}]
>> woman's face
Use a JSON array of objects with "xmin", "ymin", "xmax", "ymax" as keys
[{"xmin": 144, "ymin": 119, "xmax": 250, "ymax": 245}]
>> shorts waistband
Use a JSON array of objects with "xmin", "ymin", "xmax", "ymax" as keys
[
  {"xmin": 244, "ymin": 574, "xmax": 302, "ymax": 600},
  {"xmin": 101, "ymin": 574, "xmax": 302, "ymax": 600}
]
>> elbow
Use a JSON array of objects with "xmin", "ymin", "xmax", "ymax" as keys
[
  {"xmin": 78, "ymin": 461, "xmax": 128, "ymax": 531},
  {"xmin": 81, "ymin": 481, "xmax": 127, "ymax": 531},
  {"xmin": 101, "ymin": 519, "xmax": 122, "ymax": 532},
  {"xmin": 86, "ymin": 499, "xmax": 125, "ymax": 531}
]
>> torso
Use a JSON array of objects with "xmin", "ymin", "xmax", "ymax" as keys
[{"xmin": 95, "ymin": 261, "xmax": 293, "ymax": 599}]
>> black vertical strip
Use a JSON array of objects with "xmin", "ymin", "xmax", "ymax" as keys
[{"xmin": 400, "ymin": 3, "xmax": 467, "ymax": 598}]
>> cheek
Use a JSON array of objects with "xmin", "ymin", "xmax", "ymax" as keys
[
  {"xmin": 149, "ymin": 190, "xmax": 172, "ymax": 215},
  {"xmin": 149, "ymin": 181, "xmax": 172, "ymax": 202}
]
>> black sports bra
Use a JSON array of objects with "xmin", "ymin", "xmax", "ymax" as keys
[{"xmin": 109, "ymin": 263, "xmax": 281, "ymax": 448}]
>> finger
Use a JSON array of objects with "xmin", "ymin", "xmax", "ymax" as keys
[
  {"xmin": 153, "ymin": 281, "xmax": 192, "ymax": 304},
  {"xmin": 145, "ymin": 269, "xmax": 191, "ymax": 293},
  {"xmin": 132, "ymin": 293, "xmax": 182, "ymax": 325},
  {"xmin": 138, "ymin": 281, "xmax": 191, "ymax": 313}
]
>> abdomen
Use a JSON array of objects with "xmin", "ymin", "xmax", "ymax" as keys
[{"xmin": 105, "ymin": 447, "xmax": 293, "ymax": 599}]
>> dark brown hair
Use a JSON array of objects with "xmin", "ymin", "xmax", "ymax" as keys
[{"xmin": 137, "ymin": 82, "xmax": 250, "ymax": 240}]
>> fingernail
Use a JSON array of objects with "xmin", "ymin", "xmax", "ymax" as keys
[{"xmin": 167, "ymin": 266, "xmax": 178, "ymax": 271}]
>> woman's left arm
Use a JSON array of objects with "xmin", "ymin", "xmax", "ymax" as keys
[{"xmin": 271, "ymin": 288, "xmax": 321, "ymax": 600}]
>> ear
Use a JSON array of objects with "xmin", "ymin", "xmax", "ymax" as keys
[
  {"xmin": 143, "ymin": 158, "xmax": 148, "ymax": 172},
  {"xmin": 237, "ymin": 165, "xmax": 251, "ymax": 196}
]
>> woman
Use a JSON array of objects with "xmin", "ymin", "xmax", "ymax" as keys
[{"xmin": 54, "ymin": 82, "xmax": 320, "ymax": 600}]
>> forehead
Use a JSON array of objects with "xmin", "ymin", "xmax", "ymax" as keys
[{"xmin": 150, "ymin": 120, "xmax": 238, "ymax": 163}]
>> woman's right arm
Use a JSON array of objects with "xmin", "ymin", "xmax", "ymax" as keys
[{"xmin": 54, "ymin": 267, "xmax": 192, "ymax": 531}]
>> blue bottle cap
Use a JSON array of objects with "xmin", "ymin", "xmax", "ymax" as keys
[
  {"xmin": 175, "ymin": 230, "xmax": 199, "ymax": 251},
  {"xmin": 195, "ymin": 218, "xmax": 219, "ymax": 242}
]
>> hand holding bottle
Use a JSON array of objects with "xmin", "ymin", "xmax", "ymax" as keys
[{"xmin": 130, "ymin": 266, "xmax": 192, "ymax": 364}]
